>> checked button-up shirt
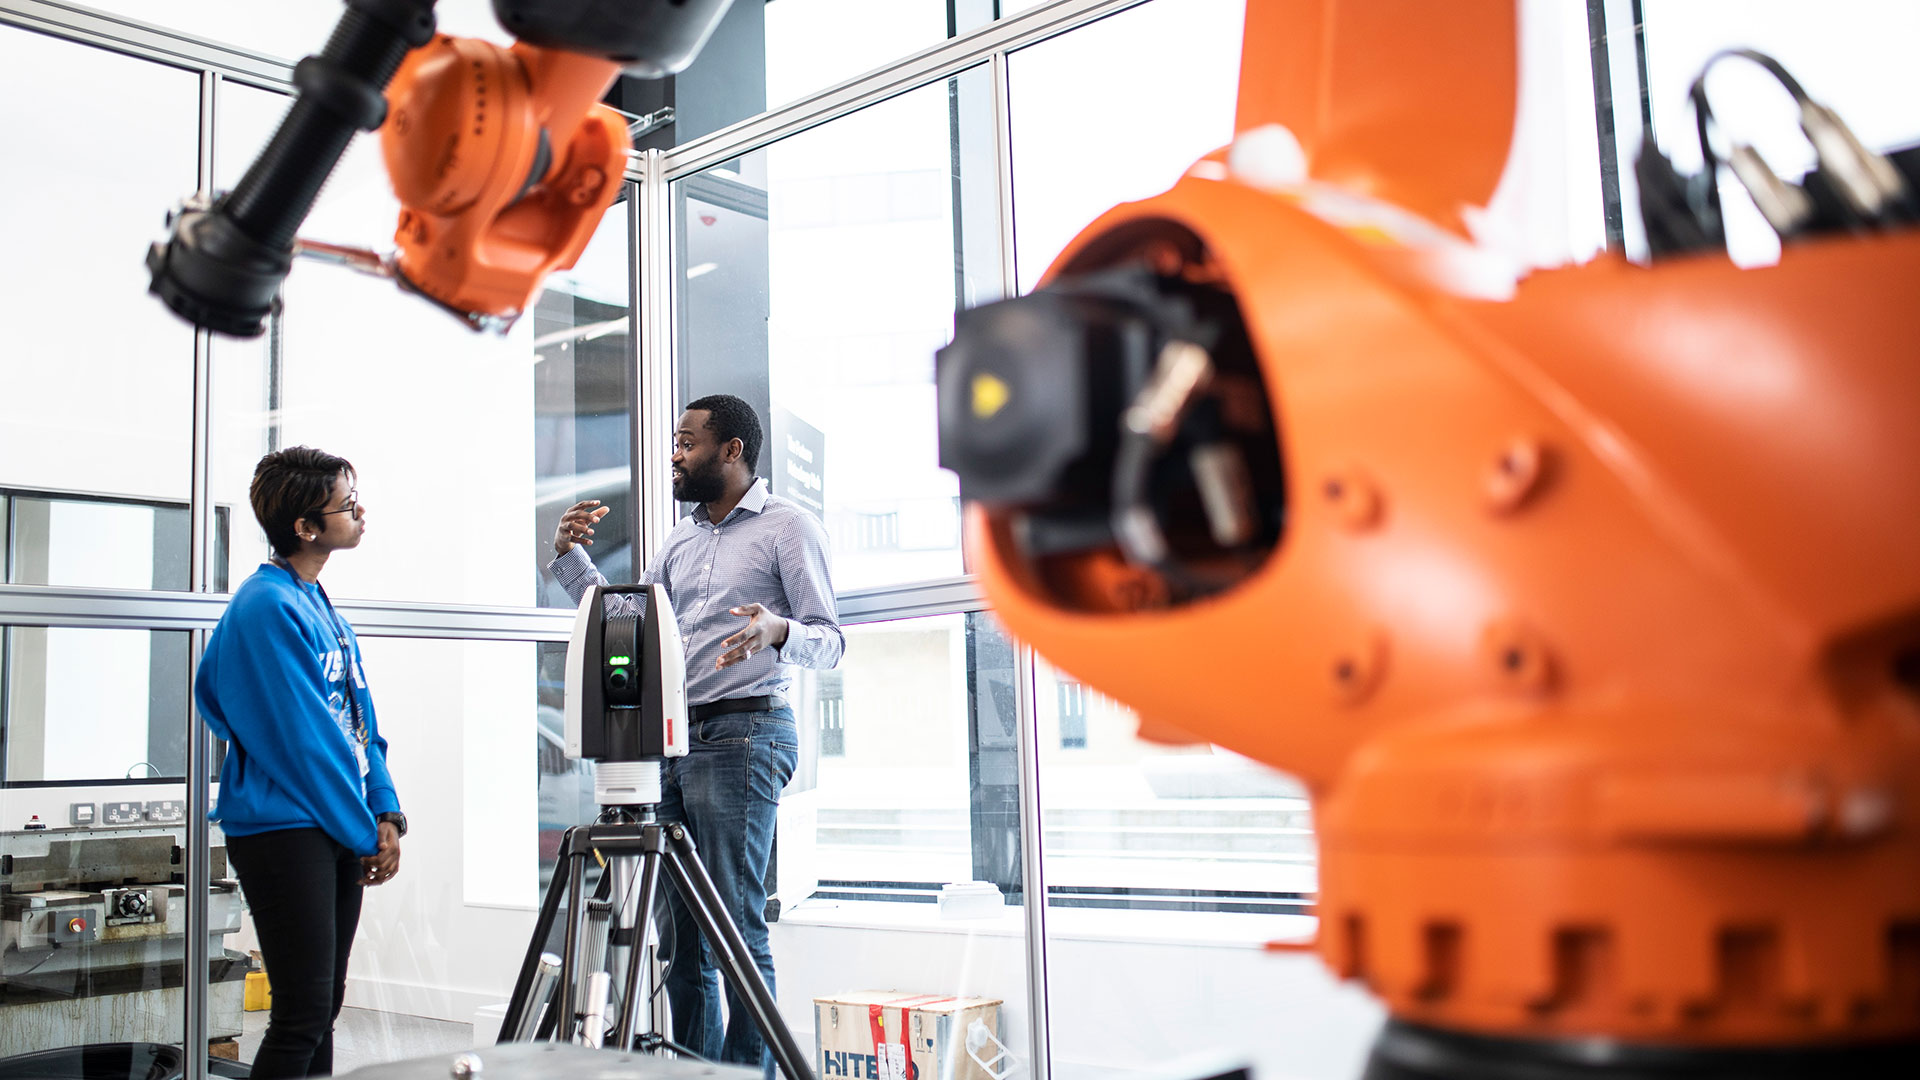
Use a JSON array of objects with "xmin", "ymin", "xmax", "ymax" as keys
[{"xmin": 550, "ymin": 477, "xmax": 845, "ymax": 707}]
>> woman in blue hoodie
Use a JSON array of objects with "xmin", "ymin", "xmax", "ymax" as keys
[{"xmin": 196, "ymin": 447, "xmax": 405, "ymax": 1079}]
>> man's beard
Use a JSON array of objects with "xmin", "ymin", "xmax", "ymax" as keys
[{"xmin": 673, "ymin": 460, "xmax": 727, "ymax": 504}]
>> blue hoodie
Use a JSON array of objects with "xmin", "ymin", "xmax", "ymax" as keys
[{"xmin": 195, "ymin": 561, "xmax": 401, "ymax": 856}]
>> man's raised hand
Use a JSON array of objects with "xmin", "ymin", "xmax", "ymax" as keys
[{"xmin": 553, "ymin": 500, "xmax": 611, "ymax": 556}]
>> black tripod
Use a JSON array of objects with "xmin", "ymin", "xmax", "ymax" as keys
[{"xmin": 498, "ymin": 804, "xmax": 813, "ymax": 1080}]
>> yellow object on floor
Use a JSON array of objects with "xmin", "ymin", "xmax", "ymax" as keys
[{"xmin": 244, "ymin": 970, "xmax": 272, "ymax": 1012}]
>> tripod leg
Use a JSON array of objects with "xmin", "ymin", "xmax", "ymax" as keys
[
  {"xmin": 538, "ymin": 845, "xmax": 616, "ymax": 1042},
  {"xmin": 500, "ymin": 833, "xmax": 575, "ymax": 1041},
  {"xmin": 601, "ymin": 854, "xmax": 637, "ymax": 1017},
  {"xmin": 556, "ymin": 845, "xmax": 591, "ymax": 1042},
  {"xmin": 509, "ymin": 955, "xmax": 563, "ymax": 1043},
  {"xmin": 613, "ymin": 847, "xmax": 664, "ymax": 1050},
  {"xmin": 661, "ymin": 824, "xmax": 815, "ymax": 1080},
  {"xmin": 581, "ymin": 971, "xmax": 615, "ymax": 1049}
]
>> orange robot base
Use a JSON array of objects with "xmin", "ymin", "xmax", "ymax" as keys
[
  {"xmin": 963, "ymin": 1, "xmax": 1920, "ymax": 1058},
  {"xmin": 972, "ymin": 183, "xmax": 1920, "ymax": 1048}
]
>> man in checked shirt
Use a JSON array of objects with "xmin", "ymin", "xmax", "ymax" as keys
[{"xmin": 549, "ymin": 393, "xmax": 844, "ymax": 1071}]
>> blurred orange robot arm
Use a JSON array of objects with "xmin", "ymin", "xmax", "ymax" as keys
[{"xmin": 940, "ymin": 1, "xmax": 1920, "ymax": 1072}]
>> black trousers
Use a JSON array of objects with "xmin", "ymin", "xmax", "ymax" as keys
[{"xmin": 227, "ymin": 828, "xmax": 365, "ymax": 1079}]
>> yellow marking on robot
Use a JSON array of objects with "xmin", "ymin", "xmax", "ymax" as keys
[{"xmin": 972, "ymin": 373, "xmax": 1011, "ymax": 419}]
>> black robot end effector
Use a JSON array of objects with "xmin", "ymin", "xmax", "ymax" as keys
[
  {"xmin": 146, "ymin": 202, "xmax": 293, "ymax": 338},
  {"xmin": 146, "ymin": 0, "xmax": 438, "ymax": 338},
  {"xmin": 937, "ymin": 266, "xmax": 1223, "ymax": 512},
  {"xmin": 937, "ymin": 257, "xmax": 1285, "ymax": 598}
]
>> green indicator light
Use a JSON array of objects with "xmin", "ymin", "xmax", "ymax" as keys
[{"xmin": 608, "ymin": 655, "xmax": 632, "ymax": 665}]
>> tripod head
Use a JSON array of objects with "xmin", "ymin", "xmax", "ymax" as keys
[{"xmin": 564, "ymin": 583, "xmax": 687, "ymax": 807}]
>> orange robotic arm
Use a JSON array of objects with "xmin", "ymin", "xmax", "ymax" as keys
[
  {"xmin": 380, "ymin": 37, "xmax": 628, "ymax": 330},
  {"xmin": 148, "ymin": 0, "xmax": 736, "ymax": 337},
  {"xmin": 937, "ymin": 1, "xmax": 1920, "ymax": 1075}
]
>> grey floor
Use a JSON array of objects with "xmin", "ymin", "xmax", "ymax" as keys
[{"xmin": 237, "ymin": 1007, "xmax": 475, "ymax": 1077}]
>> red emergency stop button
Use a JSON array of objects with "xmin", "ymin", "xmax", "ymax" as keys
[{"xmin": 67, "ymin": 917, "xmax": 87, "ymax": 934}]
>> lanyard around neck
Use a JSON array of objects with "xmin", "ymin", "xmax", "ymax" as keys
[{"xmin": 270, "ymin": 557, "xmax": 366, "ymax": 740}]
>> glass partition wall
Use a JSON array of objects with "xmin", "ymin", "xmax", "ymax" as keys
[
  {"xmin": 0, "ymin": 0, "xmax": 1793, "ymax": 1078},
  {"xmin": 0, "ymin": 26, "xmax": 201, "ymax": 1074},
  {"xmin": 0, "ymin": 2, "xmax": 1392, "ymax": 1079},
  {"xmin": 665, "ymin": 44, "xmax": 1040, "ymax": 1072},
  {"xmin": 648, "ymin": 1, "xmax": 1385, "ymax": 1076},
  {"xmin": 0, "ymin": 10, "xmax": 605, "ymax": 1077}
]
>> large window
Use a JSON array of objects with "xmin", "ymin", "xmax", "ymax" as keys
[
  {"xmin": 673, "ymin": 67, "xmax": 1000, "ymax": 591},
  {"xmin": 0, "ymin": 26, "xmax": 205, "ymax": 1074},
  {"xmin": 788, "ymin": 612, "xmax": 1015, "ymax": 894},
  {"xmin": 765, "ymin": 0, "xmax": 952, "ymax": 110},
  {"xmin": 199, "ymin": 78, "xmax": 577, "ymax": 1070},
  {"xmin": 0, "ymin": 640, "xmax": 201, "ymax": 1061},
  {"xmin": 2, "ymin": 489, "xmax": 229, "ymax": 786},
  {"xmin": 530, "ymin": 223, "xmax": 638, "ymax": 607},
  {"xmin": 770, "ymin": 610, "xmax": 1036, "ymax": 1080},
  {"xmin": 3, "ymin": 491, "xmax": 229, "ymax": 594},
  {"xmin": 0, "ymin": 28, "xmax": 198, "ymax": 590},
  {"xmin": 1006, "ymin": 0, "xmax": 1246, "ymax": 289},
  {"xmin": 1, "ymin": 15, "xmax": 584, "ymax": 1076},
  {"xmin": 1033, "ymin": 659, "xmax": 1314, "ymax": 906},
  {"xmin": 3, "ymin": 626, "xmax": 193, "ymax": 784},
  {"xmin": 210, "ymin": 83, "xmax": 633, "ymax": 610}
]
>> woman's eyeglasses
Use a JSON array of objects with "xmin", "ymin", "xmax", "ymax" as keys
[{"xmin": 310, "ymin": 490, "xmax": 360, "ymax": 518}]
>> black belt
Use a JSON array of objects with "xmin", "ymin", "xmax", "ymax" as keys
[{"xmin": 689, "ymin": 695, "xmax": 787, "ymax": 722}]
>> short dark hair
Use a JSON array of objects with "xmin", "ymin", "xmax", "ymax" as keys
[
  {"xmin": 251, "ymin": 446, "xmax": 354, "ymax": 557},
  {"xmin": 686, "ymin": 394, "xmax": 763, "ymax": 473}
]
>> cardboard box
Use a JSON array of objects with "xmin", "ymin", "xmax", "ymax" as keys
[{"xmin": 815, "ymin": 992, "xmax": 1002, "ymax": 1080}]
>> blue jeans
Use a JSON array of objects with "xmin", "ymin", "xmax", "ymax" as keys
[{"xmin": 657, "ymin": 707, "xmax": 797, "ymax": 1073}]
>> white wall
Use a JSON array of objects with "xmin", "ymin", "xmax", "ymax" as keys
[
  {"xmin": 0, "ymin": 31, "xmax": 197, "ymax": 503},
  {"xmin": 342, "ymin": 638, "xmax": 540, "ymax": 1021}
]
